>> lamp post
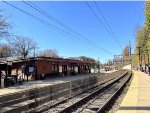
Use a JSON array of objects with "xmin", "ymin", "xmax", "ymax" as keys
[
  {"xmin": 5, "ymin": 60, "xmax": 12, "ymax": 87},
  {"xmin": 7, "ymin": 60, "xmax": 12, "ymax": 76}
]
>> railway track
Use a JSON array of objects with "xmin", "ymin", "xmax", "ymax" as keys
[
  {"xmin": 72, "ymin": 73, "xmax": 131, "ymax": 113},
  {"xmin": 0, "ymin": 70, "xmax": 128, "ymax": 113},
  {"xmin": 43, "ymin": 71, "xmax": 131, "ymax": 113}
]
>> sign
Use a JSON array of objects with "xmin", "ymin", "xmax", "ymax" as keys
[
  {"xmin": 25, "ymin": 66, "xmax": 35, "ymax": 74},
  {"xmin": 29, "ymin": 67, "xmax": 35, "ymax": 73}
]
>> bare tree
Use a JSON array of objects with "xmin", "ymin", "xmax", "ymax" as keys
[
  {"xmin": 9, "ymin": 36, "xmax": 37, "ymax": 58},
  {"xmin": 38, "ymin": 49, "xmax": 59, "ymax": 57},
  {"xmin": 0, "ymin": 43, "xmax": 12, "ymax": 57},
  {"xmin": 79, "ymin": 56, "xmax": 95, "ymax": 62},
  {"xmin": 0, "ymin": 10, "xmax": 11, "ymax": 39}
]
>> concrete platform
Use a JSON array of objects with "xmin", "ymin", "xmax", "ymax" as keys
[
  {"xmin": 0, "ymin": 73, "xmax": 100, "ymax": 96},
  {"xmin": 117, "ymin": 70, "xmax": 150, "ymax": 113},
  {"xmin": 0, "ymin": 70, "xmax": 117, "ymax": 96}
]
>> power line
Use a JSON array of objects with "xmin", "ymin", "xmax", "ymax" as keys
[
  {"xmin": 2, "ymin": 1, "xmax": 87, "ymax": 44},
  {"xmin": 22, "ymin": 1, "xmax": 112, "ymax": 54},
  {"xmin": 86, "ymin": 1, "xmax": 122, "ymax": 49},
  {"xmin": 93, "ymin": 1, "xmax": 122, "ymax": 49},
  {"xmin": 136, "ymin": 6, "xmax": 144, "ymax": 27},
  {"xmin": 23, "ymin": 1, "xmax": 94, "ymax": 46},
  {"xmin": 3, "ymin": 1, "xmax": 113, "ymax": 55},
  {"xmin": 27, "ymin": 1, "xmax": 84, "ymax": 37},
  {"xmin": 2, "ymin": 1, "xmax": 92, "ymax": 45},
  {"xmin": 22, "ymin": 1, "xmax": 113, "ymax": 54}
]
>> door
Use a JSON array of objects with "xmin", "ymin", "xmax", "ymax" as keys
[{"xmin": 62, "ymin": 65, "xmax": 67, "ymax": 76}]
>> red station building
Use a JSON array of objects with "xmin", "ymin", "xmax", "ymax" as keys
[{"xmin": 0, "ymin": 57, "xmax": 94, "ymax": 80}]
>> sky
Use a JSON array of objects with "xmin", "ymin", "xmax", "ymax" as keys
[{"xmin": 0, "ymin": 1, "xmax": 145, "ymax": 63}]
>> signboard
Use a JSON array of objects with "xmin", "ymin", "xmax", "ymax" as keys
[
  {"xmin": 24, "ymin": 66, "xmax": 36, "ymax": 74},
  {"xmin": 29, "ymin": 67, "xmax": 35, "ymax": 73}
]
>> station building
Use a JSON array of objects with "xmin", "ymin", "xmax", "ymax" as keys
[{"xmin": 0, "ymin": 57, "xmax": 94, "ymax": 80}]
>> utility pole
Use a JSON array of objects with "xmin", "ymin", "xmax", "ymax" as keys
[
  {"xmin": 97, "ymin": 57, "xmax": 100, "ymax": 73},
  {"xmin": 129, "ymin": 41, "xmax": 132, "ymax": 65},
  {"xmin": 34, "ymin": 47, "xmax": 36, "ymax": 58},
  {"xmin": 121, "ymin": 56, "xmax": 123, "ymax": 69},
  {"xmin": 114, "ymin": 55, "xmax": 116, "ymax": 70},
  {"xmin": 144, "ymin": 54, "xmax": 146, "ymax": 72},
  {"xmin": 137, "ymin": 46, "xmax": 141, "ymax": 71},
  {"xmin": 146, "ymin": 47, "xmax": 150, "ymax": 75},
  {"xmin": 113, "ymin": 59, "xmax": 115, "ymax": 70},
  {"xmin": 108, "ymin": 60, "xmax": 110, "ymax": 70}
]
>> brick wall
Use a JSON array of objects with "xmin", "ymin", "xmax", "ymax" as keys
[{"xmin": 36, "ymin": 60, "xmax": 52, "ymax": 79}]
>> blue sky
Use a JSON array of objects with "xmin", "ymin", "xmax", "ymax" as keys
[{"xmin": 0, "ymin": 1, "xmax": 145, "ymax": 63}]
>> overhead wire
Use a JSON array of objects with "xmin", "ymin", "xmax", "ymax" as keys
[
  {"xmin": 86, "ymin": 1, "xmax": 123, "ymax": 49},
  {"xmin": 2, "ymin": 1, "xmax": 93, "ymax": 47},
  {"xmin": 22, "ymin": 1, "xmax": 113, "ymax": 54},
  {"xmin": 93, "ymin": 1, "xmax": 122, "ymax": 49},
  {"xmin": 3, "ymin": 1, "xmax": 113, "ymax": 55},
  {"xmin": 136, "ymin": 6, "xmax": 144, "ymax": 28},
  {"xmin": 22, "ymin": 1, "xmax": 94, "ymax": 46}
]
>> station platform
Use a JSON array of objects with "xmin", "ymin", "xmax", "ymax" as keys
[
  {"xmin": 0, "ymin": 73, "xmax": 100, "ymax": 96},
  {"xmin": 0, "ymin": 70, "xmax": 118, "ymax": 97},
  {"xmin": 117, "ymin": 70, "xmax": 150, "ymax": 113}
]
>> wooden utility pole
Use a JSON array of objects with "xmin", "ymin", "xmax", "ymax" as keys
[
  {"xmin": 137, "ymin": 46, "xmax": 141, "ymax": 70},
  {"xmin": 129, "ymin": 41, "xmax": 132, "ymax": 63},
  {"xmin": 97, "ymin": 57, "xmax": 100, "ymax": 73},
  {"xmin": 146, "ymin": 47, "xmax": 150, "ymax": 75}
]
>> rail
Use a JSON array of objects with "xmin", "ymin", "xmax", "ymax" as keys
[
  {"xmin": 52, "ymin": 71, "xmax": 130, "ymax": 113},
  {"xmin": 0, "ymin": 70, "xmax": 127, "ymax": 113}
]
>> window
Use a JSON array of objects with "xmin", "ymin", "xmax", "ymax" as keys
[
  {"xmin": 52, "ymin": 65, "xmax": 54, "ymax": 71},
  {"xmin": 70, "ymin": 65, "xmax": 74, "ymax": 71},
  {"xmin": 52, "ymin": 64, "xmax": 58, "ymax": 72}
]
